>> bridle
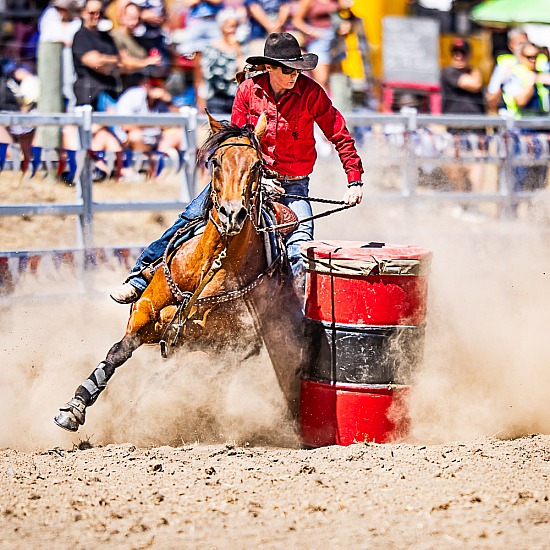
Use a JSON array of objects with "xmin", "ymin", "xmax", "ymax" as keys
[{"xmin": 207, "ymin": 140, "xmax": 264, "ymax": 237}]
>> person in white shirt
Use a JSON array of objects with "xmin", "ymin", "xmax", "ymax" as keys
[
  {"xmin": 114, "ymin": 72, "xmax": 182, "ymax": 153},
  {"xmin": 38, "ymin": 0, "xmax": 82, "ymax": 110}
]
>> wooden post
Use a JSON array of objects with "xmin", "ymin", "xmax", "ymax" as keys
[{"xmin": 36, "ymin": 41, "xmax": 63, "ymax": 147}]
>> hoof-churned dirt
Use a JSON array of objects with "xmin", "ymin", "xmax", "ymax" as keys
[
  {"xmin": 1, "ymin": 436, "xmax": 549, "ymax": 549},
  {"xmin": 2, "ymin": 158, "xmax": 550, "ymax": 548}
]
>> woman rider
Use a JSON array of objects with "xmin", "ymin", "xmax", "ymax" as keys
[{"xmin": 110, "ymin": 32, "xmax": 364, "ymax": 304}]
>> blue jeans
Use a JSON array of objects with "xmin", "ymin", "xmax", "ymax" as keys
[
  {"xmin": 127, "ymin": 178, "xmax": 313, "ymax": 291},
  {"xmin": 278, "ymin": 178, "xmax": 313, "ymax": 281}
]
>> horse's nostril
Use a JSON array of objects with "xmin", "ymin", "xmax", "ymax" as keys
[
  {"xmin": 236, "ymin": 207, "xmax": 247, "ymax": 225},
  {"xmin": 219, "ymin": 205, "xmax": 228, "ymax": 219}
]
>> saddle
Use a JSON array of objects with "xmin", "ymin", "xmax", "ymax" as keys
[{"xmin": 141, "ymin": 200, "xmax": 297, "ymax": 284}]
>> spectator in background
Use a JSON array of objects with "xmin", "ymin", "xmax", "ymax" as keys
[
  {"xmin": 38, "ymin": 0, "xmax": 82, "ymax": 111},
  {"xmin": 440, "ymin": 38, "xmax": 486, "ymax": 221},
  {"xmin": 73, "ymin": 0, "xmax": 124, "ymax": 109},
  {"xmin": 131, "ymin": 0, "xmax": 172, "ymax": 71},
  {"xmin": 72, "ymin": 0, "xmax": 127, "ymax": 179},
  {"xmin": 174, "ymin": 0, "xmax": 224, "ymax": 55},
  {"xmin": 292, "ymin": 0, "xmax": 339, "ymax": 92},
  {"xmin": 113, "ymin": 71, "xmax": 182, "ymax": 155},
  {"xmin": 0, "ymin": 62, "xmax": 37, "ymax": 159},
  {"xmin": 501, "ymin": 42, "xmax": 550, "ymax": 196},
  {"xmin": 110, "ymin": 1, "xmax": 163, "ymax": 90},
  {"xmin": 244, "ymin": 0, "xmax": 289, "ymax": 56},
  {"xmin": 328, "ymin": 0, "xmax": 368, "ymax": 112},
  {"xmin": 7, "ymin": 65, "xmax": 40, "ymax": 111},
  {"xmin": 501, "ymin": 42, "xmax": 550, "ymax": 117},
  {"xmin": 486, "ymin": 28, "xmax": 528, "ymax": 113},
  {"xmin": 104, "ymin": 0, "xmax": 129, "ymax": 30},
  {"xmin": 173, "ymin": 0, "xmax": 225, "ymax": 112},
  {"xmin": 0, "ymin": 60, "xmax": 21, "ymax": 145},
  {"xmin": 200, "ymin": 8, "xmax": 245, "ymax": 114}
]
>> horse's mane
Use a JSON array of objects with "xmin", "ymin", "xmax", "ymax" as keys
[{"xmin": 197, "ymin": 121, "xmax": 262, "ymax": 165}]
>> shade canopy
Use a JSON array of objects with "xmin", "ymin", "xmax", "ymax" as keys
[{"xmin": 471, "ymin": 0, "xmax": 550, "ymax": 26}]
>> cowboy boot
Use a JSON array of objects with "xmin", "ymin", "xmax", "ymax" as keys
[{"xmin": 110, "ymin": 282, "xmax": 141, "ymax": 304}]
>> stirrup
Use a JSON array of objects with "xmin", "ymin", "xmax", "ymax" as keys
[{"xmin": 54, "ymin": 396, "xmax": 86, "ymax": 432}]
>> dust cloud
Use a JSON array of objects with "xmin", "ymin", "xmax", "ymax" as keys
[
  {"xmin": 316, "ymin": 189, "xmax": 550, "ymax": 444},
  {"xmin": 1, "ymin": 166, "xmax": 550, "ymax": 451},
  {"xmin": 0, "ymin": 282, "xmax": 299, "ymax": 452}
]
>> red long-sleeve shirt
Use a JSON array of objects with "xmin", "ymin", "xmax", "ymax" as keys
[{"xmin": 231, "ymin": 73, "xmax": 364, "ymax": 184}]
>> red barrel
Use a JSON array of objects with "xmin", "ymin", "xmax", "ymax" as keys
[
  {"xmin": 300, "ymin": 380, "xmax": 411, "ymax": 445},
  {"xmin": 303, "ymin": 240, "xmax": 431, "ymax": 326},
  {"xmin": 300, "ymin": 240, "xmax": 431, "ymax": 447}
]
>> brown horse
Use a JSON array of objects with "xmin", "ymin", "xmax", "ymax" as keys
[{"xmin": 54, "ymin": 112, "xmax": 307, "ymax": 433}]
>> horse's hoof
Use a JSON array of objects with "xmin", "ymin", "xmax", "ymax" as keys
[
  {"xmin": 54, "ymin": 411, "xmax": 80, "ymax": 432},
  {"xmin": 54, "ymin": 397, "xmax": 86, "ymax": 432}
]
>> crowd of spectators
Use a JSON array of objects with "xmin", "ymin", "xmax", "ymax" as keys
[
  {"xmin": 1, "ymin": 0, "xmax": 367, "ymax": 112},
  {"xmin": 0, "ymin": 0, "xmax": 368, "ymax": 180},
  {"xmin": 441, "ymin": 29, "xmax": 550, "ymax": 216},
  {"xmin": 2, "ymin": 1, "xmax": 550, "ymax": 199}
]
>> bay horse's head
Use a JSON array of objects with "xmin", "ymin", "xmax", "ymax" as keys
[{"xmin": 199, "ymin": 111, "xmax": 267, "ymax": 236}]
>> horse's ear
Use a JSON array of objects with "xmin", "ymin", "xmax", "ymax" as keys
[
  {"xmin": 206, "ymin": 109, "xmax": 223, "ymax": 134},
  {"xmin": 254, "ymin": 111, "xmax": 268, "ymax": 140}
]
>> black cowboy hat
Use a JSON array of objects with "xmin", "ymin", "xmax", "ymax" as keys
[{"xmin": 246, "ymin": 32, "xmax": 318, "ymax": 71}]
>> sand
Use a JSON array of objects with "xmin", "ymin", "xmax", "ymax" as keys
[{"xmin": 1, "ymin": 149, "xmax": 550, "ymax": 548}]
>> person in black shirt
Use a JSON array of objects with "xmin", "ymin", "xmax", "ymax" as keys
[
  {"xmin": 441, "ymin": 38, "xmax": 484, "ymax": 116},
  {"xmin": 72, "ymin": 0, "xmax": 122, "ymax": 109},
  {"xmin": 0, "ymin": 60, "xmax": 21, "ymax": 145},
  {"xmin": 441, "ymin": 38, "xmax": 486, "ymax": 220}
]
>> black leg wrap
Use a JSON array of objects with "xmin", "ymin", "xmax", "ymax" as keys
[{"xmin": 77, "ymin": 361, "xmax": 116, "ymax": 406}]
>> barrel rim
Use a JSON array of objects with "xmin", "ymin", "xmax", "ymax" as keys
[
  {"xmin": 300, "ymin": 240, "xmax": 433, "ymax": 261},
  {"xmin": 309, "ymin": 320, "xmax": 426, "ymax": 332},
  {"xmin": 301, "ymin": 377, "xmax": 412, "ymax": 392}
]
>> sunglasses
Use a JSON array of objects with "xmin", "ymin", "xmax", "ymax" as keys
[
  {"xmin": 280, "ymin": 66, "xmax": 302, "ymax": 75},
  {"xmin": 524, "ymin": 54, "xmax": 538, "ymax": 61},
  {"xmin": 86, "ymin": 10, "xmax": 101, "ymax": 16}
]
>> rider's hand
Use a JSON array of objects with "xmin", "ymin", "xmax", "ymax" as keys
[
  {"xmin": 264, "ymin": 180, "xmax": 285, "ymax": 194},
  {"xmin": 344, "ymin": 182, "xmax": 363, "ymax": 205}
]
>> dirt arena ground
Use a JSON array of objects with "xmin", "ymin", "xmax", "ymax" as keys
[{"xmin": 1, "ymin": 149, "xmax": 550, "ymax": 548}]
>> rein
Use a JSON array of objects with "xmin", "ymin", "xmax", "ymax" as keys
[
  {"xmin": 253, "ymin": 191, "xmax": 357, "ymax": 233},
  {"xmin": 160, "ymin": 138, "xmax": 269, "ymax": 356}
]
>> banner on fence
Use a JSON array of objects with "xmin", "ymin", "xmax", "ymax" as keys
[{"xmin": 0, "ymin": 247, "xmax": 145, "ymax": 295}]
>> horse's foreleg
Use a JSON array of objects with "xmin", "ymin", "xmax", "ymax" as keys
[
  {"xmin": 54, "ymin": 332, "xmax": 141, "ymax": 432},
  {"xmin": 54, "ymin": 281, "xmax": 174, "ymax": 432}
]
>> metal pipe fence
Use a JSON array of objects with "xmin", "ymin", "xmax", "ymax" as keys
[
  {"xmin": 1, "ymin": 108, "xmax": 550, "ymax": 255},
  {"xmin": 0, "ymin": 105, "xmax": 198, "ymax": 251}
]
